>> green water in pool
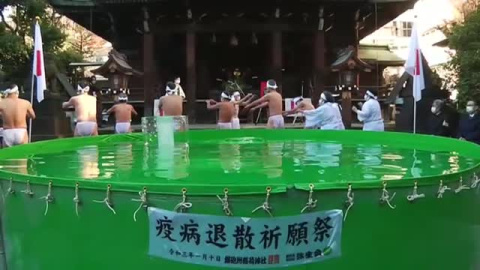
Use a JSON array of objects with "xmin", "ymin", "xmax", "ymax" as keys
[{"xmin": 0, "ymin": 138, "xmax": 476, "ymax": 186}]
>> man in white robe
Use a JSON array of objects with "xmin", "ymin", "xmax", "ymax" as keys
[
  {"xmin": 352, "ymin": 89, "xmax": 384, "ymax": 131},
  {"xmin": 302, "ymin": 91, "xmax": 345, "ymax": 130}
]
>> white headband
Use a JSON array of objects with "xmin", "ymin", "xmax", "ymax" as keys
[
  {"xmin": 166, "ymin": 85, "xmax": 178, "ymax": 95},
  {"xmin": 4, "ymin": 86, "xmax": 19, "ymax": 94},
  {"xmin": 366, "ymin": 90, "xmax": 377, "ymax": 99},
  {"xmin": 118, "ymin": 95, "xmax": 128, "ymax": 101},
  {"xmin": 77, "ymin": 85, "xmax": 90, "ymax": 93},
  {"xmin": 267, "ymin": 80, "xmax": 278, "ymax": 89},
  {"xmin": 293, "ymin": 96, "xmax": 303, "ymax": 105},
  {"xmin": 221, "ymin": 92, "xmax": 230, "ymax": 100}
]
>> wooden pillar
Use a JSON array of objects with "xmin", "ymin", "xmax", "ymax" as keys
[
  {"xmin": 143, "ymin": 33, "xmax": 155, "ymax": 116},
  {"xmin": 342, "ymin": 91, "xmax": 352, "ymax": 128},
  {"xmin": 313, "ymin": 30, "xmax": 325, "ymax": 107},
  {"xmin": 186, "ymin": 31, "xmax": 197, "ymax": 123},
  {"xmin": 271, "ymin": 31, "xmax": 282, "ymax": 93}
]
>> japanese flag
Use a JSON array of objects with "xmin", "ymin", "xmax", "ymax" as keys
[
  {"xmin": 405, "ymin": 21, "xmax": 425, "ymax": 102},
  {"xmin": 32, "ymin": 20, "xmax": 46, "ymax": 103}
]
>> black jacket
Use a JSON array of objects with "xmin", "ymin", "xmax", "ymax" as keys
[{"xmin": 458, "ymin": 113, "xmax": 480, "ymax": 144}]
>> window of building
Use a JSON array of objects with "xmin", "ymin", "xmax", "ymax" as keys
[{"xmin": 392, "ymin": 21, "xmax": 413, "ymax": 37}]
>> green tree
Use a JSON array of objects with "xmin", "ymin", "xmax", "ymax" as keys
[
  {"xmin": 445, "ymin": 2, "xmax": 480, "ymax": 108},
  {"xmin": 0, "ymin": 0, "xmax": 83, "ymax": 85}
]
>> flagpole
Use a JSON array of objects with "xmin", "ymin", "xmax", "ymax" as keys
[
  {"xmin": 413, "ymin": 74, "xmax": 417, "ymax": 134},
  {"xmin": 28, "ymin": 71, "xmax": 34, "ymax": 143}
]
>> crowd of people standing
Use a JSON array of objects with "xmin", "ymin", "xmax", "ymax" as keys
[{"xmin": 0, "ymin": 78, "xmax": 478, "ymax": 148}]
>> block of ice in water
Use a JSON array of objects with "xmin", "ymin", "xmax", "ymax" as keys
[{"xmin": 141, "ymin": 116, "xmax": 189, "ymax": 145}]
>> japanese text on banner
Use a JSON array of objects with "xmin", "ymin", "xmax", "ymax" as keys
[{"xmin": 148, "ymin": 207, "xmax": 342, "ymax": 268}]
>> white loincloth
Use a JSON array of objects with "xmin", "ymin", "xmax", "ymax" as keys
[
  {"xmin": 217, "ymin": 122, "xmax": 233, "ymax": 129},
  {"xmin": 231, "ymin": 118, "xmax": 241, "ymax": 129},
  {"xmin": 115, "ymin": 122, "xmax": 131, "ymax": 134},
  {"xmin": 76, "ymin": 122, "xmax": 97, "ymax": 137},
  {"xmin": 268, "ymin": 115, "xmax": 285, "ymax": 129},
  {"xmin": 3, "ymin": 128, "xmax": 27, "ymax": 147}
]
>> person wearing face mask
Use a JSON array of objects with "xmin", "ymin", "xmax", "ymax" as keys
[
  {"xmin": 301, "ymin": 91, "xmax": 345, "ymax": 130},
  {"xmin": 352, "ymin": 90, "xmax": 384, "ymax": 131},
  {"xmin": 427, "ymin": 99, "xmax": 456, "ymax": 137},
  {"xmin": 174, "ymin": 76, "xmax": 186, "ymax": 99},
  {"xmin": 458, "ymin": 100, "xmax": 480, "ymax": 144}
]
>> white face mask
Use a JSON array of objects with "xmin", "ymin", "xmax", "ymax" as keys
[
  {"xmin": 431, "ymin": 107, "xmax": 437, "ymax": 114},
  {"xmin": 364, "ymin": 94, "xmax": 369, "ymax": 101},
  {"xmin": 466, "ymin": 106, "xmax": 475, "ymax": 114},
  {"xmin": 175, "ymin": 79, "xmax": 181, "ymax": 84}
]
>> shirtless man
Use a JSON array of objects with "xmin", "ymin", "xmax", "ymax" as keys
[
  {"xmin": 106, "ymin": 93, "xmax": 138, "ymax": 134},
  {"xmin": 159, "ymin": 82, "xmax": 183, "ymax": 116},
  {"xmin": 0, "ymin": 84, "xmax": 36, "ymax": 147},
  {"xmin": 245, "ymin": 79, "xmax": 284, "ymax": 129},
  {"xmin": 283, "ymin": 97, "xmax": 315, "ymax": 129},
  {"xmin": 231, "ymin": 92, "xmax": 254, "ymax": 129},
  {"xmin": 62, "ymin": 83, "xmax": 98, "ymax": 136},
  {"xmin": 206, "ymin": 92, "xmax": 235, "ymax": 129}
]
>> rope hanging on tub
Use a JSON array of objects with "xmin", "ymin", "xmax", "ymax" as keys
[
  {"xmin": 132, "ymin": 187, "xmax": 148, "ymax": 222},
  {"xmin": 455, "ymin": 177, "xmax": 470, "ymax": 194},
  {"xmin": 7, "ymin": 178, "xmax": 15, "ymax": 196},
  {"xmin": 252, "ymin": 187, "xmax": 273, "ymax": 217},
  {"xmin": 470, "ymin": 173, "xmax": 480, "ymax": 189},
  {"xmin": 407, "ymin": 181, "xmax": 425, "ymax": 202},
  {"xmin": 39, "ymin": 181, "xmax": 54, "ymax": 216},
  {"xmin": 379, "ymin": 181, "xmax": 396, "ymax": 209},
  {"xmin": 437, "ymin": 180, "xmax": 450, "ymax": 199},
  {"xmin": 174, "ymin": 188, "xmax": 192, "ymax": 213},
  {"xmin": 217, "ymin": 188, "xmax": 232, "ymax": 216},
  {"xmin": 73, "ymin": 183, "xmax": 81, "ymax": 217},
  {"xmin": 301, "ymin": 184, "xmax": 317, "ymax": 213},
  {"xmin": 343, "ymin": 184, "xmax": 354, "ymax": 222},
  {"xmin": 93, "ymin": 184, "xmax": 116, "ymax": 215},
  {"xmin": 21, "ymin": 180, "xmax": 34, "ymax": 197}
]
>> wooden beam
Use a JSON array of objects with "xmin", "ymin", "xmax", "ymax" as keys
[
  {"xmin": 155, "ymin": 23, "xmax": 317, "ymax": 33},
  {"xmin": 186, "ymin": 31, "xmax": 197, "ymax": 123},
  {"xmin": 312, "ymin": 30, "xmax": 325, "ymax": 107},
  {"xmin": 271, "ymin": 31, "xmax": 283, "ymax": 94},
  {"xmin": 143, "ymin": 32, "xmax": 155, "ymax": 116}
]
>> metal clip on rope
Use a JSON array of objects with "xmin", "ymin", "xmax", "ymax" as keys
[
  {"xmin": 40, "ymin": 181, "xmax": 54, "ymax": 216},
  {"xmin": 471, "ymin": 173, "xmax": 480, "ymax": 189},
  {"xmin": 93, "ymin": 184, "xmax": 116, "ymax": 215},
  {"xmin": 217, "ymin": 188, "xmax": 233, "ymax": 216},
  {"xmin": 174, "ymin": 188, "xmax": 192, "ymax": 213},
  {"xmin": 7, "ymin": 178, "xmax": 15, "ymax": 196},
  {"xmin": 437, "ymin": 180, "xmax": 450, "ymax": 199},
  {"xmin": 379, "ymin": 182, "xmax": 396, "ymax": 209},
  {"xmin": 344, "ymin": 184, "xmax": 354, "ymax": 222},
  {"xmin": 301, "ymin": 184, "xmax": 317, "ymax": 213},
  {"xmin": 252, "ymin": 187, "xmax": 273, "ymax": 217},
  {"xmin": 407, "ymin": 181, "xmax": 425, "ymax": 202},
  {"xmin": 455, "ymin": 177, "xmax": 470, "ymax": 194},
  {"xmin": 73, "ymin": 183, "xmax": 81, "ymax": 217},
  {"xmin": 132, "ymin": 188, "xmax": 148, "ymax": 222},
  {"xmin": 21, "ymin": 180, "xmax": 34, "ymax": 197}
]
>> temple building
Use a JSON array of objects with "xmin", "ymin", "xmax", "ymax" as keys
[{"xmin": 49, "ymin": 0, "xmax": 415, "ymax": 124}]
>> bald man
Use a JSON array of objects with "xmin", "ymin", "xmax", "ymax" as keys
[
  {"xmin": 0, "ymin": 84, "xmax": 36, "ymax": 147},
  {"xmin": 245, "ymin": 79, "xmax": 284, "ymax": 129},
  {"xmin": 63, "ymin": 84, "xmax": 98, "ymax": 136}
]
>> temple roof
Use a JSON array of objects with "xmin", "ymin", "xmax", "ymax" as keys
[
  {"xmin": 92, "ymin": 50, "xmax": 143, "ymax": 76},
  {"xmin": 331, "ymin": 46, "xmax": 374, "ymax": 72},
  {"xmin": 358, "ymin": 44, "xmax": 404, "ymax": 66}
]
